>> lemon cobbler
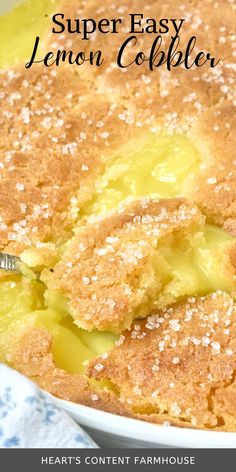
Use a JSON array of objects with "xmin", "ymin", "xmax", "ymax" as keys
[{"xmin": 0, "ymin": 0, "xmax": 236, "ymax": 432}]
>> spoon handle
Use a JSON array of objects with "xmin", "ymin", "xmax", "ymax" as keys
[{"xmin": 0, "ymin": 252, "xmax": 21, "ymax": 273}]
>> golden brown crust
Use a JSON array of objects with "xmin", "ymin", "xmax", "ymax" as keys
[
  {"xmin": 41, "ymin": 198, "xmax": 204, "ymax": 332},
  {"xmin": 43, "ymin": 0, "xmax": 236, "ymax": 233},
  {"xmin": 88, "ymin": 291, "xmax": 236, "ymax": 431},
  {"xmin": 8, "ymin": 326, "xmax": 132, "ymax": 417},
  {"xmin": 0, "ymin": 66, "xmax": 140, "ymax": 254},
  {"xmin": 52, "ymin": 0, "xmax": 235, "ymax": 129},
  {"xmin": 0, "ymin": 0, "xmax": 235, "ymax": 248},
  {"xmin": 188, "ymin": 103, "xmax": 236, "ymax": 234},
  {"xmin": 8, "ymin": 292, "xmax": 236, "ymax": 431}
]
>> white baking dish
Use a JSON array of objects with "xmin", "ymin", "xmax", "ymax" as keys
[{"xmin": 47, "ymin": 393, "xmax": 236, "ymax": 448}]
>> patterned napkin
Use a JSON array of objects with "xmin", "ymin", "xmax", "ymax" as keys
[{"xmin": 0, "ymin": 364, "xmax": 98, "ymax": 448}]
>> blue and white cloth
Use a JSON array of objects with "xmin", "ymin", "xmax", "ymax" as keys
[{"xmin": 0, "ymin": 364, "xmax": 98, "ymax": 448}]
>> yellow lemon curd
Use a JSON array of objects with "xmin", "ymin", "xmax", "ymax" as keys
[{"xmin": 0, "ymin": 0, "xmax": 56, "ymax": 68}]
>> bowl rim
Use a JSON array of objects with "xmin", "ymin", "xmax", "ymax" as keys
[{"xmin": 46, "ymin": 393, "xmax": 236, "ymax": 448}]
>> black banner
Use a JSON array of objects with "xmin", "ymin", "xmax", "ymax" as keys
[{"xmin": 0, "ymin": 449, "xmax": 235, "ymax": 472}]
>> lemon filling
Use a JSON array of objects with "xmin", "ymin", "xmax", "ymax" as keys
[
  {"xmin": 81, "ymin": 133, "xmax": 201, "ymax": 217},
  {"xmin": 0, "ymin": 220, "xmax": 234, "ymax": 375},
  {"xmin": 0, "ymin": 126, "xmax": 235, "ymax": 370},
  {"xmin": 0, "ymin": 276, "xmax": 117, "ymax": 374},
  {"xmin": 0, "ymin": 0, "xmax": 56, "ymax": 68},
  {"xmin": 42, "ymin": 223, "xmax": 235, "ymax": 334}
]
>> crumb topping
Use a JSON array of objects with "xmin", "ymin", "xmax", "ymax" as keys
[
  {"xmin": 41, "ymin": 198, "xmax": 204, "ymax": 332},
  {"xmin": 88, "ymin": 291, "xmax": 236, "ymax": 430}
]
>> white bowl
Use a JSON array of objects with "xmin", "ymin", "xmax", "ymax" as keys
[{"xmin": 47, "ymin": 393, "xmax": 236, "ymax": 448}]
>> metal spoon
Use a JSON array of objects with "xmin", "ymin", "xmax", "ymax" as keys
[{"xmin": 0, "ymin": 252, "xmax": 21, "ymax": 273}]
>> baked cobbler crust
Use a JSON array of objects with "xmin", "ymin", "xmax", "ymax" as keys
[
  {"xmin": 8, "ymin": 327, "xmax": 132, "ymax": 417},
  {"xmin": 0, "ymin": 0, "xmax": 235, "ymax": 257},
  {"xmin": 189, "ymin": 103, "xmax": 236, "ymax": 234},
  {"xmin": 8, "ymin": 292, "xmax": 236, "ymax": 431},
  {"xmin": 0, "ymin": 66, "xmax": 139, "ymax": 254},
  {"xmin": 41, "ymin": 198, "xmax": 236, "ymax": 332},
  {"xmin": 88, "ymin": 291, "xmax": 236, "ymax": 430},
  {"xmin": 41, "ymin": 198, "xmax": 205, "ymax": 332}
]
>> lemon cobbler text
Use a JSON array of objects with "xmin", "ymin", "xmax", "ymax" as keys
[{"xmin": 25, "ymin": 12, "xmax": 220, "ymax": 70}]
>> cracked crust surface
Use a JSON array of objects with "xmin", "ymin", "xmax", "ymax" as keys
[
  {"xmin": 8, "ymin": 291, "xmax": 236, "ymax": 431},
  {"xmin": 46, "ymin": 0, "xmax": 236, "ymax": 231},
  {"xmin": 0, "ymin": 66, "xmax": 138, "ymax": 254},
  {"xmin": 41, "ymin": 198, "xmax": 205, "ymax": 333},
  {"xmin": 8, "ymin": 326, "xmax": 132, "ymax": 417},
  {"xmin": 88, "ymin": 291, "xmax": 236, "ymax": 431},
  {"xmin": 52, "ymin": 0, "xmax": 236, "ymax": 129},
  {"xmin": 0, "ymin": 0, "xmax": 235, "ymax": 254},
  {"xmin": 189, "ymin": 103, "xmax": 236, "ymax": 234}
]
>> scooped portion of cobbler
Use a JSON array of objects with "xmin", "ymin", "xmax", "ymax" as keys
[{"xmin": 42, "ymin": 199, "xmax": 236, "ymax": 333}]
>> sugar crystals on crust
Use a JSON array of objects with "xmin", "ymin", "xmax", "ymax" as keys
[
  {"xmin": 42, "ymin": 198, "xmax": 236, "ymax": 333},
  {"xmin": 88, "ymin": 291, "xmax": 236, "ymax": 431}
]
